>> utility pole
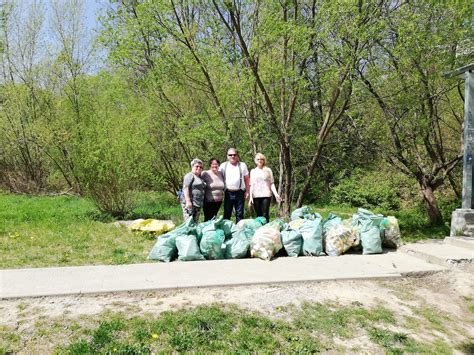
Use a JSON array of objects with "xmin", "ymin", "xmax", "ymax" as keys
[{"xmin": 445, "ymin": 64, "xmax": 474, "ymax": 236}]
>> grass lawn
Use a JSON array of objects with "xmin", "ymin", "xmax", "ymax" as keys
[
  {"xmin": 0, "ymin": 191, "xmax": 450, "ymax": 269},
  {"xmin": 0, "ymin": 302, "xmax": 461, "ymax": 354},
  {"xmin": 0, "ymin": 192, "xmax": 182, "ymax": 269}
]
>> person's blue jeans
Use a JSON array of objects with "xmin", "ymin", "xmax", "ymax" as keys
[{"xmin": 224, "ymin": 190, "xmax": 245, "ymax": 223}]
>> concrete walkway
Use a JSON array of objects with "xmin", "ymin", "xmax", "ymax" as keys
[{"xmin": 0, "ymin": 251, "xmax": 445, "ymax": 299}]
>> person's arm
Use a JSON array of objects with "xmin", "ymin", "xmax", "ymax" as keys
[
  {"xmin": 248, "ymin": 170, "xmax": 253, "ymax": 206},
  {"xmin": 183, "ymin": 174, "xmax": 193, "ymax": 209},
  {"xmin": 271, "ymin": 184, "xmax": 282, "ymax": 203},
  {"xmin": 183, "ymin": 186, "xmax": 192, "ymax": 209},
  {"xmin": 244, "ymin": 174, "xmax": 250, "ymax": 200},
  {"xmin": 269, "ymin": 169, "xmax": 282, "ymax": 203}
]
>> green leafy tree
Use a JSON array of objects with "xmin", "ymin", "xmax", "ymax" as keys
[{"xmin": 356, "ymin": 1, "xmax": 471, "ymax": 224}]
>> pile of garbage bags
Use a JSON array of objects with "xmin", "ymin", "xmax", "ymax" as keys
[{"xmin": 147, "ymin": 207, "xmax": 401, "ymax": 262}]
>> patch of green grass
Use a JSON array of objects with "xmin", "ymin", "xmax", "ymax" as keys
[
  {"xmin": 403, "ymin": 315, "xmax": 423, "ymax": 332},
  {"xmin": 464, "ymin": 296, "xmax": 474, "ymax": 315},
  {"xmin": 126, "ymin": 192, "xmax": 182, "ymax": 221},
  {"xmin": 367, "ymin": 327, "xmax": 409, "ymax": 352},
  {"xmin": 16, "ymin": 302, "xmax": 28, "ymax": 311},
  {"xmin": 366, "ymin": 326, "xmax": 446, "ymax": 354},
  {"xmin": 457, "ymin": 341, "xmax": 474, "ymax": 354},
  {"xmin": 412, "ymin": 306, "xmax": 448, "ymax": 332},
  {"xmin": 0, "ymin": 325, "xmax": 21, "ymax": 354},
  {"xmin": 91, "ymin": 318, "xmax": 126, "ymax": 351},
  {"xmin": 469, "ymin": 305, "xmax": 474, "ymax": 314},
  {"xmin": 0, "ymin": 192, "xmax": 181, "ymax": 268},
  {"xmin": 62, "ymin": 305, "xmax": 285, "ymax": 353},
  {"xmin": 2, "ymin": 303, "xmax": 459, "ymax": 353},
  {"xmin": 291, "ymin": 302, "xmax": 352, "ymax": 337}
]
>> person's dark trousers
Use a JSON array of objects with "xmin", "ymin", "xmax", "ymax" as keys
[
  {"xmin": 203, "ymin": 201, "xmax": 222, "ymax": 221},
  {"xmin": 224, "ymin": 190, "xmax": 245, "ymax": 223},
  {"xmin": 253, "ymin": 197, "xmax": 271, "ymax": 223}
]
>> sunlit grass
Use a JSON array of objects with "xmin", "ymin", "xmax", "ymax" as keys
[
  {"xmin": 0, "ymin": 191, "xmax": 181, "ymax": 269},
  {"xmin": 0, "ymin": 191, "xmax": 450, "ymax": 269},
  {"xmin": 0, "ymin": 303, "xmax": 456, "ymax": 354}
]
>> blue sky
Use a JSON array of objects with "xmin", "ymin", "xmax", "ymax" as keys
[{"xmin": 82, "ymin": 0, "xmax": 107, "ymax": 33}]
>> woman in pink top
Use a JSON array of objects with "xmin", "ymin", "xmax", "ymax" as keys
[
  {"xmin": 248, "ymin": 153, "xmax": 282, "ymax": 222},
  {"xmin": 201, "ymin": 158, "xmax": 225, "ymax": 221}
]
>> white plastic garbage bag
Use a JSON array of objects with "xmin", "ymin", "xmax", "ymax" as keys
[{"xmin": 250, "ymin": 226, "xmax": 283, "ymax": 261}]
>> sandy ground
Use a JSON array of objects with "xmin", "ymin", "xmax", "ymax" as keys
[{"xmin": 1, "ymin": 267, "xmax": 473, "ymax": 352}]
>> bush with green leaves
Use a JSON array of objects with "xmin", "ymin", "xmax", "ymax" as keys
[
  {"xmin": 329, "ymin": 169, "xmax": 404, "ymax": 212},
  {"xmin": 75, "ymin": 74, "xmax": 155, "ymax": 217}
]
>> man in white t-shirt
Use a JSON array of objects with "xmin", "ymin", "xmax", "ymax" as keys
[{"xmin": 220, "ymin": 148, "xmax": 250, "ymax": 222}]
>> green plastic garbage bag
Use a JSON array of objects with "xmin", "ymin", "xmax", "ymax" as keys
[
  {"xmin": 351, "ymin": 208, "xmax": 384, "ymax": 254},
  {"xmin": 148, "ymin": 218, "xmax": 196, "ymax": 262},
  {"xmin": 213, "ymin": 215, "xmax": 225, "ymax": 228},
  {"xmin": 380, "ymin": 216, "xmax": 401, "ymax": 248},
  {"xmin": 298, "ymin": 215, "xmax": 324, "ymax": 256},
  {"xmin": 323, "ymin": 213, "xmax": 342, "ymax": 235},
  {"xmin": 196, "ymin": 216, "xmax": 224, "ymax": 242},
  {"xmin": 221, "ymin": 219, "xmax": 238, "ymax": 239},
  {"xmin": 224, "ymin": 230, "xmax": 250, "ymax": 259},
  {"xmin": 281, "ymin": 228, "xmax": 303, "ymax": 257},
  {"xmin": 361, "ymin": 226, "xmax": 383, "ymax": 254},
  {"xmin": 196, "ymin": 219, "xmax": 214, "ymax": 242},
  {"xmin": 304, "ymin": 212, "xmax": 323, "ymax": 221},
  {"xmin": 200, "ymin": 229, "xmax": 226, "ymax": 260},
  {"xmin": 236, "ymin": 217, "xmax": 266, "ymax": 240},
  {"xmin": 236, "ymin": 217, "xmax": 267, "ymax": 230},
  {"xmin": 250, "ymin": 226, "xmax": 283, "ymax": 260},
  {"xmin": 291, "ymin": 206, "xmax": 313, "ymax": 221},
  {"xmin": 147, "ymin": 234, "xmax": 178, "ymax": 262},
  {"xmin": 176, "ymin": 234, "xmax": 205, "ymax": 261},
  {"xmin": 289, "ymin": 218, "xmax": 305, "ymax": 230},
  {"xmin": 266, "ymin": 218, "xmax": 286, "ymax": 232},
  {"xmin": 352, "ymin": 208, "xmax": 384, "ymax": 229}
]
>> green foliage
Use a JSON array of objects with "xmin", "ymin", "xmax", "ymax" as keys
[
  {"xmin": 329, "ymin": 169, "xmax": 404, "ymax": 212},
  {"xmin": 72, "ymin": 73, "xmax": 155, "ymax": 217},
  {"xmin": 0, "ymin": 0, "xmax": 469, "ymax": 228},
  {"xmin": 126, "ymin": 192, "xmax": 182, "ymax": 221},
  {"xmin": 352, "ymin": 0, "xmax": 471, "ymax": 224},
  {"xmin": 394, "ymin": 194, "xmax": 456, "ymax": 242}
]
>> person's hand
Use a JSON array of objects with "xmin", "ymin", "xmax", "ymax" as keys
[
  {"xmin": 276, "ymin": 195, "xmax": 283, "ymax": 203},
  {"xmin": 244, "ymin": 191, "xmax": 250, "ymax": 200},
  {"xmin": 186, "ymin": 202, "xmax": 192, "ymax": 209}
]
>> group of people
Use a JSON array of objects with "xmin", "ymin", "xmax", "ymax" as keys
[{"xmin": 180, "ymin": 148, "xmax": 282, "ymax": 224}]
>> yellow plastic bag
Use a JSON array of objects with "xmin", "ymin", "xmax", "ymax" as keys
[{"xmin": 128, "ymin": 219, "xmax": 175, "ymax": 236}]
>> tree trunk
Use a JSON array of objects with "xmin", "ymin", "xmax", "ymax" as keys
[
  {"xmin": 277, "ymin": 139, "xmax": 292, "ymax": 218},
  {"xmin": 420, "ymin": 184, "xmax": 443, "ymax": 225}
]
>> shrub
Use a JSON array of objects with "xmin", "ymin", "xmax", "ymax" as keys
[
  {"xmin": 329, "ymin": 168, "xmax": 403, "ymax": 211},
  {"xmin": 75, "ymin": 74, "xmax": 154, "ymax": 217}
]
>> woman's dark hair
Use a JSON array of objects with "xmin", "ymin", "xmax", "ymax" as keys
[{"xmin": 209, "ymin": 158, "xmax": 220, "ymax": 166}]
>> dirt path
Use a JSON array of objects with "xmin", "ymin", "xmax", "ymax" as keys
[{"xmin": 1, "ymin": 268, "xmax": 473, "ymax": 353}]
